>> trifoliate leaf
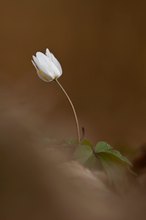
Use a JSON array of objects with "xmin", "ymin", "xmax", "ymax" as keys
[
  {"xmin": 74, "ymin": 144, "xmax": 93, "ymax": 164},
  {"xmin": 73, "ymin": 139, "xmax": 101, "ymax": 169},
  {"xmin": 95, "ymin": 141, "xmax": 132, "ymax": 166},
  {"xmin": 95, "ymin": 141, "xmax": 113, "ymax": 152}
]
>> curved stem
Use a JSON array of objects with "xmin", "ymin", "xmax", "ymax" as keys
[{"xmin": 55, "ymin": 79, "xmax": 81, "ymax": 144}]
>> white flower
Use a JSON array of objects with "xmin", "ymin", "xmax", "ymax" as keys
[{"xmin": 32, "ymin": 49, "xmax": 62, "ymax": 82}]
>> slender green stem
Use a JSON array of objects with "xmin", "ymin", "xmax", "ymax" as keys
[{"xmin": 55, "ymin": 79, "xmax": 81, "ymax": 144}]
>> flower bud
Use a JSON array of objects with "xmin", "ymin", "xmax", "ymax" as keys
[{"xmin": 32, "ymin": 49, "xmax": 62, "ymax": 82}]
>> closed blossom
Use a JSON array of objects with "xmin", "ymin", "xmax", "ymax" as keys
[{"xmin": 32, "ymin": 48, "xmax": 62, "ymax": 82}]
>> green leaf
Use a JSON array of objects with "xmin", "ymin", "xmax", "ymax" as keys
[
  {"xmin": 81, "ymin": 139, "xmax": 93, "ymax": 147},
  {"xmin": 74, "ymin": 144, "xmax": 93, "ymax": 164},
  {"xmin": 73, "ymin": 139, "xmax": 102, "ymax": 169},
  {"xmin": 95, "ymin": 141, "xmax": 132, "ymax": 166},
  {"xmin": 95, "ymin": 141, "xmax": 112, "ymax": 152}
]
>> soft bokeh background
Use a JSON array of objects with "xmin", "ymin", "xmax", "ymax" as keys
[{"xmin": 1, "ymin": 0, "xmax": 146, "ymax": 148}]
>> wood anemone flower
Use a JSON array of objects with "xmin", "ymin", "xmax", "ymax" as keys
[
  {"xmin": 32, "ymin": 48, "xmax": 62, "ymax": 82},
  {"xmin": 32, "ymin": 48, "xmax": 81, "ymax": 143}
]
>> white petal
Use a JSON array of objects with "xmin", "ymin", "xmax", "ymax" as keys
[
  {"xmin": 50, "ymin": 53, "xmax": 62, "ymax": 76},
  {"xmin": 45, "ymin": 49, "xmax": 61, "ymax": 76},
  {"xmin": 32, "ymin": 55, "xmax": 45, "ymax": 73},
  {"xmin": 36, "ymin": 52, "xmax": 50, "ymax": 63},
  {"xmin": 36, "ymin": 70, "xmax": 53, "ymax": 82},
  {"xmin": 36, "ymin": 52, "xmax": 52, "ymax": 69},
  {"xmin": 31, "ymin": 59, "xmax": 39, "ymax": 72},
  {"xmin": 49, "ymin": 61, "xmax": 61, "ymax": 77},
  {"xmin": 35, "ymin": 52, "xmax": 55, "ymax": 78},
  {"xmin": 32, "ymin": 58, "xmax": 52, "ymax": 82},
  {"xmin": 46, "ymin": 49, "xmax": 63, "ymax": 76},
  {"xmin": 46, "ymin": 48, "xmax": 52, "ymax": 59},
  {"xmin": 32, "ymin": 55, "xmax": 40, "ymax": 68}
]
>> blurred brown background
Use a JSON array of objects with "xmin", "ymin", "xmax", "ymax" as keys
[{"xmin": 1, "ymin": 0, "xmax": 146, "ymax": 148}]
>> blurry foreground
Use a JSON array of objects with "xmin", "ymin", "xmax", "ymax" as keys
[{"xmin": 1, "ymin": 95, "xmax": 146, "ymax": 220}]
